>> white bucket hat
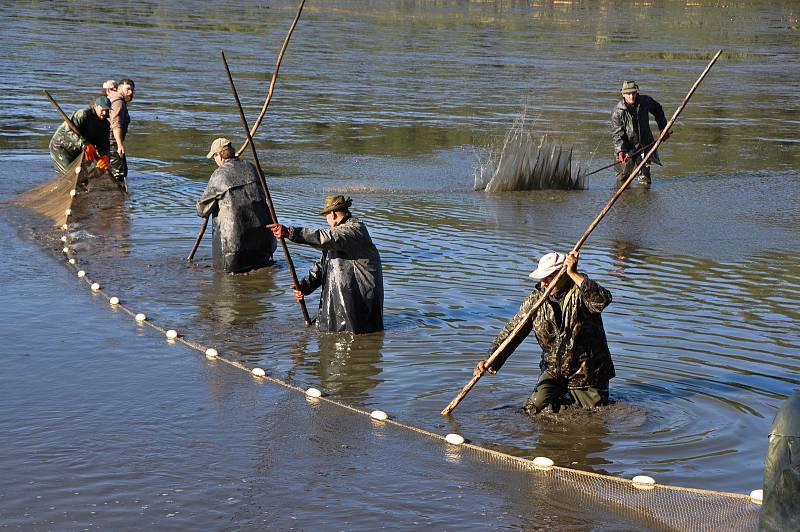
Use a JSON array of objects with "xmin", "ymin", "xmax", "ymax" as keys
[{"xmin": 529, "ymin": 252, "xmax": 566, "ymax": 279}]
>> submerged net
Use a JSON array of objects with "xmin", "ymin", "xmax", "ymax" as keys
[
  {"xmin": 13, "ymin": 155, "xmax": 110, "ymax": 227},
  {"xmin": 474, "ymin": 112, "xmax": 586, "ymax": 192}
]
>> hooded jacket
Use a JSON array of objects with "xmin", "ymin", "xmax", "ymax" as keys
[
  {"xmin": 196, "ymin": 157, "xmax": 276, "ymax": 273},
  {"xmin": 759, "ymin": 390, "xmax": 800, "ymax": 532},
  {"xmin": 288, "ymin": 215, "xmax": 384, "ymax": 334},
  {"xmin": 487, "ymin": 277, "xmax": 615, "ymax": 389},
  {"xmin": 611, "ymin": 94, "xmax": 667, "ymax": 164}
]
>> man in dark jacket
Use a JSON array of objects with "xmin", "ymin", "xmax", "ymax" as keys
[
  {"xmin": 49, "ymin": 95, "xmax": 112, "ymax": 175},
  {"xmin": 269, "ymin": 195, "xmax": 384, "ymax": 334},
  {"xmin": 474, "ymin": 251, "xmax": 615, "ymax": 414},
  {"xmin": 196, "ymin": 138, "xmax": 276, "ymax": 273},
  {"xmin": 611, "ymin": 80, "xmax": 669, "ymax": 187}
]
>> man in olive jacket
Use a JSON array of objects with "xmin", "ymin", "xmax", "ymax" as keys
[
  {"xmin": 611, "ymin": 80, "xmax": 669, "ymax": 187},
  {"xmin": 474, "ymin": 251, "xmax": 615, "ymax": 414},
  {"xmin": 269, "ymin": 195, "xmax": 384, "ymax": 334},
  {"xmin": 196, "ymin": 138, "xmax": 276, "ymax": 273},
  {"xmin": 48, "ymin": 96, "xmax": 112, "ymax": 175}
]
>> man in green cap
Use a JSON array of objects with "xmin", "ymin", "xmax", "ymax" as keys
[
  {"xmin": 196, "ymin": 137, "xmax": 277, "ymax": 273},
  {"xmin": 48, "ymin": 95, "xmax": 112, "ymax": 175},
  {"xmin": 269, "ymin": 195, "xmax": 384, "ymax": 334},
  {"xmin": 611, "ymin": 80, "xmax": 669, "ymax": 187}
]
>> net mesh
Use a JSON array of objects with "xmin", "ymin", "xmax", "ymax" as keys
[{"xmin": 12, "ymin": 155, "xmax": 113, "ymax": 227}]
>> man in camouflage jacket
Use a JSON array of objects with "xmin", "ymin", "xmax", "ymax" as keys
[{"xmin": 474, "ymin": 251, "xmax": 615, "ymax": 414}]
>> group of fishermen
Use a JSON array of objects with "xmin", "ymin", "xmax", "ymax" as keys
[
  {"xmin": 48, "ymin": 79, "xmax": 135, "ymax": 186},
  {"xmin": 46, "ymin": 79, "xmax": 798, "ymax": 528}
]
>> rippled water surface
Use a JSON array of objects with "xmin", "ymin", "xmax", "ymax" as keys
[{"xmin": 1, "ymin": 1, "xmax": 798, "ymax": 529}]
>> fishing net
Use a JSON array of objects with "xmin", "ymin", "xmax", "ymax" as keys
[
  {"xmin": 13, "ymin": 155, "xmax": 109, "ymax": 227},
  {"xmin": 474, "ymin": 112, "xmax": 586, "ymax": 192}
]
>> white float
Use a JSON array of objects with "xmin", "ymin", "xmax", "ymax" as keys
[
  {"xmin": 109, "ymin": 296, "xmax": 120, "ymax": 305},
  {"xmin": 251, "ymin": 367, "xmax": 266, "ymax": 377},
  {"xmin": 62, "ymin": 247, "xmax": 69, "ymax": 253},
  {"xmin": 632, "ymin": 475, "xmax": 656, "ymax": 490},
  {"xmin": 77, "ymin": 270, "xmax": 85, "ymax": 278},
  {"xmin": 134, "ymin": 313, "xmax": 146, "ymax": 322},
  {"xmin": 69, "ymin": 189, "xmax": 76, "ymax": 197},
  {"xmin": 61, "ymin": 224, "xmax": 68, "ymax": 230},
  {"xmin": 90, "ymin": 283, "xmax": 100, "ymax": 291},
  {"xmin": 68, "ymin": 258, "xmax": 75, "ymax": 264},
  {"xmin": 305, "ymin": 387, "xmax": 322, "ymax": 398},
  {"xmin": 65, "ymin": 209, "xmax": 71, "ymax": 216},
  {"xmin": 60, "ymin": 236, "xmax": 67, "ymax": 242},
  {"xmin": 370, "ymin": 410, "xmax": 388, "ymax": 421},
  {"xmin": 165, "ymin": 329, "xmax": 178, "ymax": 340},
  {"xmin": 445, "ymin": 433, "xmax": 465, "ymax": 445},
  {"xmin": 532, "ymin": 456, "xmax": 555, "ymax": 470},
  {"xmin": 205, "ymin": 348, "xmax": 218, "ymax": 358},
  {"xmin": 750, "ymin": 489, "xmax": 763, "ymax": 504}
]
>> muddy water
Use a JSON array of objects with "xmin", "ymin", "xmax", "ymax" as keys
[{"xmin": 1, "ymin": 0, "xmax": 798, "ymax": 529}]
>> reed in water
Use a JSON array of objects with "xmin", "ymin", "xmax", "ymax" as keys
[{"xmin": 474, "ymin": 111, "xmax": 586, "ymax": 192}]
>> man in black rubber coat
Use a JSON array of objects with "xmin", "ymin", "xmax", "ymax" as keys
[
  {"xmin": 49, "ymin": 95, "xmax": 112, "ymax": 175},
  {"xmin": 269, "ymin": 195, "xmax": 384, "ymax": 334}
]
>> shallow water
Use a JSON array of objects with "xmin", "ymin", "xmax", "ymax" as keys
[{"xmin": 1, "ymin": 0, "xmax": 798, "ymax": 529}]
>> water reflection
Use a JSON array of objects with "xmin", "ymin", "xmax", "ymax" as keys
[{"xmin": 290, "ymin": 332, "xmax": 385, "ymax": 402}]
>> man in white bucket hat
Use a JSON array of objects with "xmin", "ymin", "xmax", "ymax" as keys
[{"xmin": 474, "ymin": 250, "xmax": 616, "ymax": 414}]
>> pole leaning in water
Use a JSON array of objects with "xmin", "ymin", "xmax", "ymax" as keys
[
  {"xmin": 186, "ymin": 216, "xmax": 209, "ymax": 262},
  {"xmin": 441, "ymin": 49, "xmax": 723, "ymax": 416},
  {"xmin": 222, "ymin": 50, "xmax": 312, "ymax": 326},
  {"xmin": 236, "ymin": 0, "xmax": 306, "ymax": 157}
]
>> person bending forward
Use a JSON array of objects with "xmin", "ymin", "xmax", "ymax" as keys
[{"xmin": 475, "ymin": 251, "xmax": 615, "ymax": 414}]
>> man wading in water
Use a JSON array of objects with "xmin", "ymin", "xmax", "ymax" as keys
[
  {"xmin": 269, "ymin": 195, "xmax": 384, "ymax": 334},
  {"xmin": 611, "ymin": 80, "xmax": 669, "ymax": 187},
  {"xmin": 196, "ymin": 138, "xmax": 277, "ymax": 273},
  {"xmin": 48, "ymin": 95, "xmax": 112, "ymax": 175},
  {"xmin": 473, "ymin": 251, "xmax": 615, "ymax": 414}
]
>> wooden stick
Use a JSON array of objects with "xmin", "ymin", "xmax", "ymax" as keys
[
  {"xmin": 222, "ymin": 50, "xmax": 312, "ymax": 326},
  {"xmin": 236, "ymin": 0, "xmax": 306, "ymax": 157},
  {"xmin": 441, "ymin": 50, "xmax": 723, "ymax": 416},
  {"xmin": 582, "ymin": 139, "xmax": 658, "ymax": 179},
  {"xmin": 187, "ymin": 215, "xmax": 209, "ymax": 262}
]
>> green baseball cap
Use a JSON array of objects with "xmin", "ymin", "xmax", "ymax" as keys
[{"xmin": 94, "ymin": 96, "xmax": 111, "ymax": 109}]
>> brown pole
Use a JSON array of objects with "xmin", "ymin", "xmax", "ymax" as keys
[
  {"xmin": 187, "ymin": 215, "xmax": 209, "ymax": 262},
  {"xmin": 222, "ymin": 50, "xmax": 312, "ymax": 326},
  {"xmin": 441, "ymin": 50, "xmax": 723, "ymax": 416},
  {"xmin": 236, "ymin": 0, "xmax": 306, "ymax": 157}
]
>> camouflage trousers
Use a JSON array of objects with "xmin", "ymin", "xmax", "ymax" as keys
[
  {"xmin": 109, "ymin": 135, "xmax": 128, "ymax": 182},
  {"xmin": 523, "ymin": 370, "xmax": 609, "ymax": 415}
]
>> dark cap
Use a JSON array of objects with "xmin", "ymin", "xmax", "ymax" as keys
[{"xmin": 94, "ymin": 96, "xmax": 112, "ymax": 109}]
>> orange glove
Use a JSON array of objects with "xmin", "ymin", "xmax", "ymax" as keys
[
  {"xmin": 268, "ymin": 223, "xmax": 289, "ymax": 239},
  {"xmin": 616, "ymin": 151, "xmax": 629, "ymax": 164},
  {"xmin": 96, "ymin": 155, "xmax": 110, "ymax": 171},
  {"xmin": 290, "ymin": 282, "xmax": 305, "ymax": 302},
  {"xmin": 83, "ymin": 144, "xmax": 98, "ymax": 161}
]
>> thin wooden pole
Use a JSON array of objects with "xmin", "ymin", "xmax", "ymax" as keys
[
  {"xmin": 582, "ymin": 139, "xmax": 658, "ymax": 179},
  {"xmin": 441, "ymin": 50, "xmax": 723, "ymax": 416},
  {"xmin": 187, "ymin": 215, "xmax": 209, "ymax": 262},
  {"xmin": 222, "ymin": 50, "xmax": 312, "ymax": 326},
  {"xmin": 236, "ymin": 0, "xmax": 306, "ymax": 157}
]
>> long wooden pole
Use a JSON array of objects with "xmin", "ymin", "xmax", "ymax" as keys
[
  {"xmin": 186, "ymin": 216, "xmax": 209, "ymax": 262},
  {"xmin": 441, "ymin": 50, "xmax": 723, "ymax": 416},
  {"xmin": 236, "ymin": 0, "xmax": 306, "ymax": 157},
  {"xmin": 222, "ymin": 50, "xmax": 312, "ymax": 326}
]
